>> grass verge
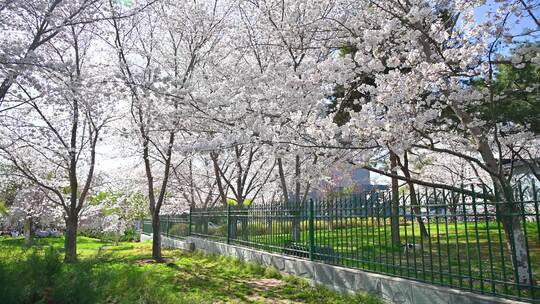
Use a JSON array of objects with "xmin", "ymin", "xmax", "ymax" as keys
[{"xmin": 0, "ymin": 236, "xmax": 381, "ymax": 304}]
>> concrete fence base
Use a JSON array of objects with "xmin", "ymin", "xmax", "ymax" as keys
[{"xmin": 141, "ymin": 233, "xmax": 525, "ymax": 304}]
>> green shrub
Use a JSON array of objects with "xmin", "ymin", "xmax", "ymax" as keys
[
  {"xmin": 245, "ymin": 261, "xmax": 266, "ymax": 276},
  {"xmin": 264, "ymin": 266, "xmax": 282, "ymax": 279},
  {"xmin": 207, "ymin": 224, "xmax": 227, "ymax": 236},
  {"xmin": 123, "ymin": 227, "xmax": 139, "ymax": 242},
  {"xmin": 0, "ymin": 246, "xmax": 63, "ymax": 303},
  {"xmin": 168, "ymin": 223, "xmax": 188, "ymax": 237},
  {"xmin": 78, "ymin": 227, "xmax": 138, "ymax": 243}
]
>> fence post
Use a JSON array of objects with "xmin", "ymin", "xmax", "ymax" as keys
[
  {"xmin": 308, "ymin": 198, "xmax": 315, "ymax": 261},
  {"xmin": 166, "ymin": 215, "xmax": 170, "ymax": 237},
  {"xmin": 188, "ymin": 206, "xmax": 192, "ymax": 236},
  {"xmin": 226, "ymin": 204, "xmax": 231, "ymax": 244}
]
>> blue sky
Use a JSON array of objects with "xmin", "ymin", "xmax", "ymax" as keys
[{"xmin": 474, "ymin": 0, "xmax": 539, "ymax": 38}]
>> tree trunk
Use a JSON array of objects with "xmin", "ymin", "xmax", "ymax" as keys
[
  {"xmin": 210, "ymin": 152, "xmax": 228, "ymax": 207},
  {"xmin": 500, "ymin": 208, "xmax": 531, "ymax": 286},
  {"xmin": 277, "ymin": 157, "xmax": 301, "ymax": 241},
  {"xmin": 450, "ymin": 104, "xmax": 533, "ymax": 286},
  {"xmin": 24, "ymin": 217, "xmax": 33, "ymax": 246},
  {"xmin": 398, "ymin": 152, "xmax": 429, "ymax": 238},
  {"xmin": 151, "ymin": 214, "xmax": 162, "ymax": 261},
  {"xmin": 236, "ymin": 202, "xmax": 248, "ymax": 241},
  {"xmin": 291, "ymin": 213, "xmax": 301, "ymax": 242},
  {"xmin": 277, "ymin": 158, "xmax": 289, "ymax": 203},
  {"xmin": 203, "ymin": 220, "xmax": 208, "ymax": 235},
  {"xmin": 390, "ymin": 152, "xmax": 400, "ymax": 246},
  {"xmin": 266, "ymin": 217, "xmax": 273, "ymax": 235},
  {"xmin": 195, "ymin": 217, "xmax": 202, "ymax": 234},
  {"xmin": 449, "ymin": 192, "xmax": 459, "ymax": 222},
  {"xmin": 64, "ymin": 216, "xmax": 78, "ymax": 262},
  {"xmin": 241, "ymin": 216, "xmax": 248, "ymax": 241},
  {"xmin": 230, "ymin": 217, "xmax": 238, "ymax": 239},
  {"xmin": 496, "ymin": 182, "xmax": 533, "ymax": 286},
  {"xmin": 291, "ymin": 155, "xmax": 302, "ymax": 242},
  {"xmin": 408, "ymin": 183, "xmax": 429, "ymax": 238}
]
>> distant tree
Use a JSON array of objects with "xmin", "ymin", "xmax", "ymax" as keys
[{"xmin": 10, "ymin": 186, "xmax": 63, "ymax": 245}]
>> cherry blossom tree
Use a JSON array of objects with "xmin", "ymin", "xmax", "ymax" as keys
[
  {"xmin": 0, "ymin": 0, "xmax": 101, "ymax": 105},
  {"xmin": 110, "ymin": 0, "xmax": 234, "ymax": 260},
  {"xmin": 210, "ymin": 145, "xmax": 276, "ymax": 240},
  {"xmin": 0, "ymin": 17, "xmax": 119, "ymax": 261},
  {"xmin": 196, "ymin": 0, "xmax": 345, "ymax": 241},
  {"xmin": 10, "ymin": 186, "xmax": 63, "ymax": 245},
  {"xmin": 0, "ymin": 0, "xmax": 154, "ymax": 109},
  {"xmin": 315, "ymin": 0, "xmax": 539, "ymax": 285},
  {"xmin": 0, "ymin": 0, "xmax": 537, "ymax": 282},
  {"xmin": 171, "ymin": 154, "xmax": 227, "ymax": 211},
  {"xmin": 79, "ymin": 190, "xmax": 146, "ymax": 244}
]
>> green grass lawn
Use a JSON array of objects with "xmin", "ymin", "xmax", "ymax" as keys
[{"xmin": 0, "ymin": 236, "xmax": 381, "ymax": 304}]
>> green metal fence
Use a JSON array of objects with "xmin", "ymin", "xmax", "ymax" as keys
[
  {"xmin": 142, "ymin": 214, "xmax": 189, "ymax": 239},
  {"xmin": 144, "ymin": 181, "xmax": 540, "ymax": 302}
]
